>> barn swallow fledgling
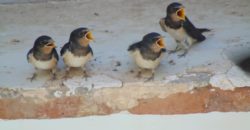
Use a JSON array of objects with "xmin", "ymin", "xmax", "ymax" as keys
[
  {"xmin": 159, "ymin": 2, "xmax": 210, "ymax": 57},
  {"xmin": 27, "ymin": 35, "xmax": 59, "ymax": 81},
  {"xmin": 60, "ymin": 27, "xmax": 94, "ymax": 79},
  {"xmin": 128, "ymin": 32, "xmax": 166, "ymax": 81}
]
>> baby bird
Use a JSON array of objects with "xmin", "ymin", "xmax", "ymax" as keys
[
  {"xmin": 60, "ymin": 27, "xmax": 94, "ymax": 78},
  {"xmin": 27, "ymin": 35, "xmax": 59, "ymax": 81},
  {"xmin": 159, "ymin": 2, "xmax": 210, "ymax": 57},
  {"xmin": 128, "ymin": 32, "xmax": 166, "ymax": 81}
]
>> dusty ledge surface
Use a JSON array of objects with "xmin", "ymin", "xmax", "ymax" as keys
[
  {"xmin": 0, "ymin": 0, "xmax": 250, "ymax": 119},
  {"xmin": 1, "ymin": 86, "xmax": 250, "ymax": 119}
]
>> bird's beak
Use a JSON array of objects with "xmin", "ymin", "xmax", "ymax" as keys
[
  {"xmin": 46, "ymin": 41, "xmax": 56, "ymax": 48},
  {"xmin": 42, "ymin": 41, "xmax": 56, "ymax": 54},
  {"xmin": 156, "ymin": 37, "xmax": 165, "ymax": 49},
  {"xmin": 85, "ymin": 31, "xmax": 95, "ymax": 41},
  {"xmin": 176, "ymin": 7, "xmax": 185, "ymax": 20}
]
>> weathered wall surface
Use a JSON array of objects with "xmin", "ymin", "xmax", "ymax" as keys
[
  {"xmin": 0, "ymin": 0, "xmax": 250, "ymax": 119},
  {"xmin": 1, "ymin": 86, "xmax": 250, "ymax": 119}
]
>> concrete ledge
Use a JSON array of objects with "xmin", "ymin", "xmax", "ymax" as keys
[
  {"xmin": 130, "ymin": 86, "xmax": 250, "ymax": 114},
  {"xmin": 1, "ymin": 86, "xmax": 250, "ymax": 119},
  {"xmin": 1, "ymin": 0, "xmax": 250, "ymax": 119}
]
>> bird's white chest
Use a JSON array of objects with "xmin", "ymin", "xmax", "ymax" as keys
[
  {"xmin": 62, "ymin": 50, "xmax": 92, "ymax": 67},
  {"xmin": 165, "ymin": 26, "xmax": 187, "ymax": 42},
  {"xmin": 28, "ymin": 54, "xmax": 57, "ymax": 70},
  {"xmin": 130, "ymin": 49, "xmax": 162, "ymax": 70}
]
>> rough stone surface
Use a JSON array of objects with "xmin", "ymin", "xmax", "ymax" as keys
[
  {"xmin": 210, "ymin": 74, "xmax": 234, "ymax": 90},
  {"xmin": 129, "ymin": 86, "xmax": 250, "ymax": 114},
  {"xmin": 1, "ymin": 86, "xmax": 250, "ymax": 119},
  {"xmin": 63, "ymin": 75, "xmax": 123, "ymax": 93},
  {"xmin": 1, "ymin": 0, "xmax": 250, "ymax": 89},
  {"xmin": 227, "ymin": 66, "xmax": 250, "ymax": 87},
  {"xmin": 1, "ymin": 0, "xmax": 250, "ymax": 119}
]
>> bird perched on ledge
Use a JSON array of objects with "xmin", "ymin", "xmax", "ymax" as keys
[
  {"xmin": 27, "ymin": 35, "xmax": 59, "ymax": 81},
  {"xmin": 159, "ymin": 2, "xmax": 210, "ymax": 57},
  {"xmin": 60, "ymin": 27, "xmax": 94, "ymax": 79},
  {"xmin": 128, "ymin": 32, "xmax": 166, "ymax": 81}
]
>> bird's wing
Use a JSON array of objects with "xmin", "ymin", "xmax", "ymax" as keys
[
  {"xmin": 197, "ymin": 28, "xmax": 210, "ymax": 33},
  {"xmin": 159, "ymin": 18, "xmax": 168, "ymax": 32},
  {"xmin": 27, "ymin": 48, "xmax": 33, "ymax": 63},
  {"xmin": 161, "ymin": 48, "xmax": 167, "ymax": 53},
  {"xmin": 128, "ymin": 42, "xmax": 141, "ymax": 52},
  {"xmin": 183, "ymin": 17, "xmax": 206, "ymax": 42},
  {"xmin": 89, "ymin": 46, "xmax": 93, "ymax": 56},
  {"xmin": 60, "ymin": 42, "xmax": 70, "ymax": 56},
  {"xmin": 52, "ymin": 48, "xmax": 59, "ymax": 61}
]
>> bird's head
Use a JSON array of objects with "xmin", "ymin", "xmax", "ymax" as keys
[
  {"xmin": 34, "ymin": 35, "xmax": 56, "ymax": 54},
  {"xmin": 143, "ymin": 32, "xmax": 166, "ymax": 52},
  {"xmin": 167, "ymin": 2, "xmax": 186, "ymax": 21},
  {"xmin": 69, "ymin": 27, "xmax": 94, "ymax": 47}
]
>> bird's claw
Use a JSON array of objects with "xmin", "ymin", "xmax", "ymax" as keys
[
  {"xmin": 27, "ymin": 73, "xmax": 37, "ymax": 82},
  {"xmin": 136, "ymin": 71, "xmax": 142, "ymax": 79},
  {"xmin": 168, "ymin": 50, "xmax": 177, "ymax": 54},
  {"xmin": 145, "ymin": 71, "xmax": 154, "ymax": 82},
  {"xmin": 50, "ymin": 74, "xmax": 57, "ymax": 81},
  {"xmin": 82, "ymin": 71, "xmax": 90, "ymax": 81},
  {"xmin": 178, "ymin": 51, "xmax": 187, "ymax": 58},
  {"xmin": 63, "ymin": 71, "xmax": 70, "ymax": 80},
  {"xmin": 145, "ymin": 76, "xmax": 154, "ymax": 82},
  {"xmin": 63, "ymin": 75, "xmax": 69, "ymax": 80}
]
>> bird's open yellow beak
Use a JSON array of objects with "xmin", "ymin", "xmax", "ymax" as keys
[
  {"xmin": 46, "ymin": 42, "xmax": 56, "ymax": 48},
  {"xmin": 85, "ymin": 31, "xmax": 94, "ymax": 41},
  {"xmin": 42, "ymin": 41, "xmax": 56, "ymax": 54},
  {"xmin": 176, "ymin": 7, "xmax": 185, "ymax": 20},
  {"xmin": 156, "ymin": 37, "xmax": 165, "ymax": 49}
]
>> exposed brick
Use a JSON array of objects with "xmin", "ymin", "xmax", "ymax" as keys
[
  {"xmin": 1, "ymin": 86, "xmax": 250, "ymax": 119},
  {"xmin": 129, "ymin": 87, "xmax": 250, "ymax": 114},
  {"xmin": 36, "ymin": 96, "xmax": 82, "ymax": 118}
]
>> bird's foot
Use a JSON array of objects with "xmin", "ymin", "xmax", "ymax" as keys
[
  {"xmin": 145, "ymin": 71, "xmax": 155, "ymax": 82},
  {"xmin": 50, "ymin": 73, "xmax": 57, "ymax": 81},
  {"xmin": 82, "ymin": 70, "xmax": 90, "ymax": 81},
  {"xmin": 27, "ymin": 73, "xmax": 37, "ymax": 82},
  {"xmin": 178, "ymin": 51, "xmax": 187, "ymax": 58},
  {"xmin": 167, "ymin": 50, "xmax": 177, "ymax": 54},
  {"xmin": 136, "ymin": 71, "xmax": 142, "ymax": 79},
  {"xmin": 145, "ymin": 75, "xmax": 154, "ymax": 82},
  {"xmin": 63, "ymin": 75, "xmax": 69, "ymax": 80},
  {"xmin": 63, "ymin": 71, "xmax": 70, "ymax": 80}
]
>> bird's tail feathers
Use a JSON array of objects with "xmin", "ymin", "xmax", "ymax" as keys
[{"xmin": 198, "ymin": 28, "xmax": 211, "ymax": 33}]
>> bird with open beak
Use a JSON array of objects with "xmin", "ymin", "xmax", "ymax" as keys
[
  {"xmin": 128, "ymin": 32, "xmax": 166, "ymax": 81},
  {"xmin": 27, "ymin": 35, "xmax": 59, "ymax": 81},
  {"xmin": 159, "ymin": 2, "xmax": 210, "ymax": 57},
  {"xmin": 60, "ymin": 27, "xmax": 94, "ymax": 79}
]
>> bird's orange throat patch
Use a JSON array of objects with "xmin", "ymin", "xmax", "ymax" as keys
[
  {"xmin": 152, "ymin": 38, "xmax": 166, "ymax": 53},
  {"xmin": 42, "ymin": 42, "xmax": 56, "ymax": 54},
  {"xmin": 85, "ymin": 31, "xmax": 94, "ymax": 41},
  {"xmin": 79, "ymin": 31, "xmax": 94, "ymax": 47},
  {"xmin": 176, "ymin": 8, "xmax": 185, "ymax": 20},
  {"xmin": 79, "ymin": 38, "xmax": 90, "ymax": 47},
  {"xmin": 42, "ymin": 47, "xmax": 53, "ymax": 54},
  {"xmin": 156, "ymin": 38, "xmax": 165, "ymax": 49}
]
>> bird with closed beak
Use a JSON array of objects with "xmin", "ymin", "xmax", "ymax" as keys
[
  {"xmin": 27, "ymin": 35, "xmax": 59, "ymax": 81},
  {"xmin": 159, "ymin": 2, "xmax": 210, "ymax": 57},
  {"xmin": 60, "ymin": 27, "xmax": 94, "ymax": 79},
  {"xmin": 128, "ymin": 32, "xmax": 166, "ymax": 81}
]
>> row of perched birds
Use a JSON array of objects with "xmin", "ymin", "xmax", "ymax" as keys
[{"xmin": 27, "ymin": 2, "xmax": 210, "ymax": 81}]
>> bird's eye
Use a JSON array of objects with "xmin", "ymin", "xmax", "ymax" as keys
[
  {"xmin": 153, "ymin": 37, "xmax": 159, "ymax": 41},
  {"xmin": 79, "ymin": 32, "xmax": 84, "ymax": 37},
  {"xmin": 41, "ymin": 41, "xmax": 47, "ymax": 44}
]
